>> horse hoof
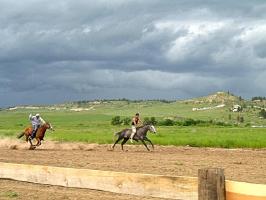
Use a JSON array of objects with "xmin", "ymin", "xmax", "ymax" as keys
[{"xmin": 29, "ymin": 146, "xmax": 36, "ymax": 150}]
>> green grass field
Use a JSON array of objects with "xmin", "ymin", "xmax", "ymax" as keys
[{"xmin": 1, "ymin": 99, "xmax": 266, "ymax": 148}]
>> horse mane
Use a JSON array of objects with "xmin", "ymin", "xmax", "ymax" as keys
[
  {"xmin": 136, "ymin": 124, "xmax": 149, "ymax": 130},
  {"xmin": 41, "ymin": 121, "xmax": 50, "ymax": 126}
]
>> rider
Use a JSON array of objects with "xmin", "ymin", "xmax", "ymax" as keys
[
  {"xmin": 130, "ymin": 113, "xmax": 142, "ymax": 143},
  {"xmin": 29, "ymin": 113, "xmax": 45, "ymax": 140}
]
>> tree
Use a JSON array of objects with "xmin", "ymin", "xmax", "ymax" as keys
[
  {"xmin": 239, "ymin": 116, "xmax": 244, "ymax": 123},
  {"xmin": 252, "ymin": 96, "xmax": 266, "ymax": 101},
  {"xmin": 259, "ymin": 109, "xmax": 266, "ymax": 119}
]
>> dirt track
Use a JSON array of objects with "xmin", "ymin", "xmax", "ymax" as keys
[{"xmin": 0, "ymin": 139, "xmax": 265, "ymax": 199}]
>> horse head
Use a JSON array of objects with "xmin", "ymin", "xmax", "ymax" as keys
[
  {"xmin": 147, "ymin": 124, "xmax": 156, "ymax": 134},
  {"xmin": 44, "ymin": 122, "xmax": 55, "ymax": 131}
]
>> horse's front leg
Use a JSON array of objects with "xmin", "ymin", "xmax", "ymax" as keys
[
  {"xmin": 29, "ymin": 138, "xmax": 33, "ymax": 146},
  {"xmin": 141, "ymin": 140, "xmax": 150, "ymax": 151},
  {"xmin": 28, "ymin": 139, "xmax": 36, "ymax": 150},
  {"xmin": 144, "ymin": 137, "xmax": 154, "ymax": 150},
  {"xmin": 35, "ymin": 138, "xmax": 42, "ymax": 146}
]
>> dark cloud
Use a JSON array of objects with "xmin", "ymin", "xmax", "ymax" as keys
[{"xmin": 0, "ymin": 0, "xmax": 266, "ymax": 107}]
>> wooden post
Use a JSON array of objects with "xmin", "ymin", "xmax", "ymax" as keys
[{"xmin": 198, "ymin": 168, "xmax": 225, "ymax": 200}]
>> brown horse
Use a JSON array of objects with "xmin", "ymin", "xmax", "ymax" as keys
[{"xmin": 17, "ymin": 122, "xmax": 54, "ymax": 150}]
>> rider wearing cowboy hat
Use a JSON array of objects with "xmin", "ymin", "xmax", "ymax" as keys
[
  {"xmin": 29, "ymin": 113, "xmax": 45, "ymax": 140},
  {"xmin": 130, "ymin": 113, "xmax": 142, "ymax": 143}
]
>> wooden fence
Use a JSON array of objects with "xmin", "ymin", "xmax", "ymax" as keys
[{"xmin": 0, "ymin": 162, "xmax": 265, "ymax": 200}]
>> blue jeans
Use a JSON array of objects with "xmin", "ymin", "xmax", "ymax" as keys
[{"xmin": 31, "ymin": 125, "xmax": 40, "ymax": 138}]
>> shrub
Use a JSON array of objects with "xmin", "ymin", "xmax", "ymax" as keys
[
  {"xmin": 122, "ymin": 117, "xmax": 131, "ymax": 125},
  {"xmin": 158, "ymin": 119, "xmax": 175, "ymax": 126},
  {"xmin": 215, "ymin": 121, "xmax": 227, "ymax": 126},
  {"xmin": 150, "ymin": 117, "xmax": 157, "ymax": 125},
  {"xmin": 183, "ymin": 118, "xmax": 197, "ymax": 126},
  {"xmin": 111, "ymin": 116, "xmax": 122, "ymax": 125},
  {"xmin": 143, "ymin": 117, "xmax": 158, "ymax": 125},
  {"xmin": 156, "ymin": 118, "xmax": 233, "ymax": 127},
  {"xmin": 175, "ymin": 121, "xmax": 183, "ymax": 126},
  {"xmin": 245, "ymin": 123, "xmax": 251, "ymax": 127},
  {"xmin": 143, "ymin": 117, "xmax": 150, "ymax": 125}
]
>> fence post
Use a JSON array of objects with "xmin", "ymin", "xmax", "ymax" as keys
[{"xmin": 198, "ymin": 168, "xmax": 225, "ymax": 200}]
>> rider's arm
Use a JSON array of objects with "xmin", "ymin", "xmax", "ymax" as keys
[
  {"xmin": 132, "ymin": 117, "xmax": 136, "ymax": 125},
  {"xmin": 29, "ymin": 114, "xmax": 33, "ymax": 120},
  {"xmin": 39, "ymin": 117, "xmax": 45, "ymax": 125}
]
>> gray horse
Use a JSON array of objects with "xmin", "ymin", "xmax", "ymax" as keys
[{"xmin": 112, "ymin": 124, "xmax": 157, "ymax": 151}]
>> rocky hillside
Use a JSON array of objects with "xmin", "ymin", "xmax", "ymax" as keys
[{"xmin": 188, "ymin": 91, "xmax": 241, "ymax": 104}]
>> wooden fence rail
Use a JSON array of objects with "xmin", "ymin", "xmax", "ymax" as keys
[
  {"xmin": 0, "ymin": 162, "xmax": 198, "ymax": 200},
  {"xmin": 0, "ymin": 162, "xmax": 265, "ymax": 200},
  {"xmin": 226, "ymin": 180, "xmax": 266, "ymax": 200}
]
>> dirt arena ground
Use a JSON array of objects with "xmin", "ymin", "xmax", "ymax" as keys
[{"xmin": 0, "ymin": 139, "xmax": 265, "ymax": 199}]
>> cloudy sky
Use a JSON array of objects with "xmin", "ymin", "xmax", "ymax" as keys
[{"xmin": 0, "ymin": 0, "xmax": 266, "ymax": 107}]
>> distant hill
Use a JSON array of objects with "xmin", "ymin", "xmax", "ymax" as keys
[
  {"xmin": 187, "ymin": 91, "xmax": 241, "ymax": 104},
  {"xmin": 3, "ymin": 91, "xmax": 266, "ymax": 126},
  {"xmin": 5, "ymin": 91, "xmax": 245, "ymax": 110}
]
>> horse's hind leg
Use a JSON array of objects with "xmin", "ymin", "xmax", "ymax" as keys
[
  {"xmin": 141, "ymin": 140, "xmax": 150, "ymax": 151},
  {"xmin": 121, "ymin": 138, "xmax": 129, "ymax": 151},
  {"xmin": 144, "ymin": 137, "xmax": 154, "ymax": 150},
  {"xmin": 112, "ymin": 137, "xmax": 123, "ymax": 149}
]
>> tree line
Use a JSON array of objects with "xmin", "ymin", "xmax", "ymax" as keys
[
  {"xmin": 252, "ymin": 96, "xmax": 266, "ymax": 101},
  {"xmin": 111, "ymin": 116, "xmax": 234, "ymax": 127}
]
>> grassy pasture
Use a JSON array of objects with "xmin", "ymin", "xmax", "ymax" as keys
[{"xmin": 0, "ymin": 99, "xmax": 266, "ymax": 148}]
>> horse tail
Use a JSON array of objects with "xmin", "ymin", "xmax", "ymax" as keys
[
  {"xmin": 17, "ymin": 132, "xmax": 25, "ymax": 139},
  {"xmin": 115, "ymin": 131, "xmax": 122, "ymax": 136},
  {"xmin": 112, "ymin": 130, "xmax": 122, "ymax": 141},
  {"xmin": 112, "ymin": 131, "xmax": 117, "ymax": 142},
  {"xmin": 114, "ymin": 131, "xmax": 122, "ymax": 137}
]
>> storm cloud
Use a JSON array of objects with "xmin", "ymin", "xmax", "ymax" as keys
[{"xmin": 0, "ymin": 0, "xmax": 266, "ymax": 107}]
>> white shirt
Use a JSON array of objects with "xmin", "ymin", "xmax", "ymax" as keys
[{"xmin": 29, "ymin": 114, "xmax": 45, "ymax": 126}]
